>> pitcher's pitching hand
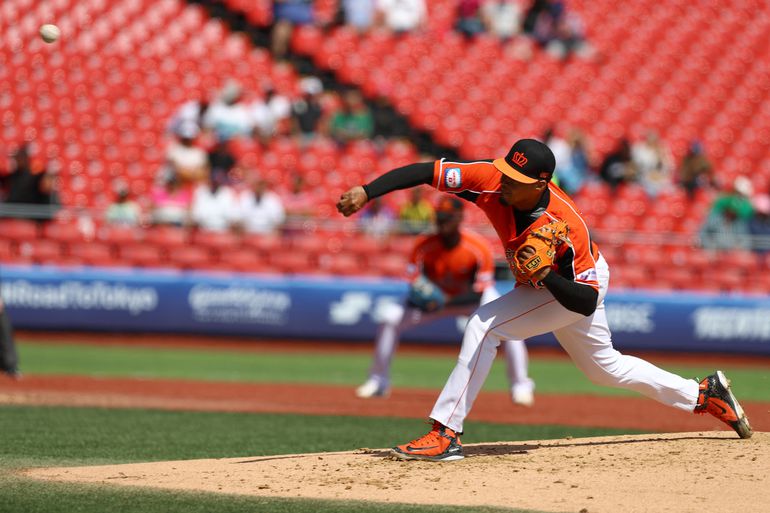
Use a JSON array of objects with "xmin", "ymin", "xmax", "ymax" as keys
[{"xmin": 336, "ymin": 186, "xmax": 369, "ymax": 217}]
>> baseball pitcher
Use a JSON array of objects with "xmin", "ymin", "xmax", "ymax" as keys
[{"xmin": 337, "ymin": 138, "xmax": 752, "ymax": 462}]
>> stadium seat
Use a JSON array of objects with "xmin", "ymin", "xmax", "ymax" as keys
[
  {"xmin": 69, "ymin": 241, "xmax": 115, "ymax": 267},
  {"xmin": 0, "ymin": 218, "xmax": 39, "ymax": 241},
  {"xmin": 172, "ymin": 246, "xmax": 215, "ymax": 270},
  {"xmin": 118, "ymin": 244, "xmax": 165, "ymax": 268}
]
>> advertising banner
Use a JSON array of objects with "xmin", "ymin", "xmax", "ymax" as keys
[{"xmin": 2, "ymin": 265, "xmax": 769, "ymax": 355}]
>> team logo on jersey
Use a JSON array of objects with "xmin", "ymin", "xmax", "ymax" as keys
[{"xmin": 444, "ymin": 168, "xmax": 462, "ymax": 189}]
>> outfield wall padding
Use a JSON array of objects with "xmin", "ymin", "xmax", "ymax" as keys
[{"xmin": 2, "ymin": 265, "xmax": 770, "ymax": 355}]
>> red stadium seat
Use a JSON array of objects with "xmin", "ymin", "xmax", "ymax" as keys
[
  {"xmin": 118, "ymin": 244, "xmax": 165, "ymax": 268},
  {"xmin": 69, "ymin": 241, "xmax": 115, "ymax": 267},
  {"xmin": 171, "ymin": 246, "xmax": 215, "ymax": 270},
  {"xmin": 227, "ymin": 248, "xmax": 269, "ymax": 273},
  {"xmin": 268, "ymin": 250, "xmax": 315, "ymax": 274},
  {"xmin": 0, "ymin": 219, "xmax": 39, "ymax": 242},
  {"xmin": 17, "ymin": 239, "xmax": 62, "ymax": 263},
  {"xmin": 190, "ymin": 230, "xmax": 241, "ymax": 251},
  {"xmin": 143, "ymin": 225, "xmax": 189, "ymax": 251},
  {"xmin": 42, "ymin": 221, "xmax": 87, "ymax": 243}
]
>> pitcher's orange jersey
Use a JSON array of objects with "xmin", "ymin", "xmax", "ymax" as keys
[
  {"xmin": 432, "ymin": 159, "xmax": 601, "ymax": 290},
  {"xmin": 409, "ymin": 229, "xmax": 495, "ymax": 297}
]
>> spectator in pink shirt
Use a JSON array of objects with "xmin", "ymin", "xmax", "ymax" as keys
[{"xmin": 150, "ymin": 175, "xmax": 192, "ymax": 227}]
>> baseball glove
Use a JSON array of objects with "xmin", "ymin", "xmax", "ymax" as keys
[
  {"xmin": 407, "ymin": 275, "xmax": 446, "ymax": 312},
  {"xmin": 513, "ymin": 219, "xmax": 571, "ymax": 288}
]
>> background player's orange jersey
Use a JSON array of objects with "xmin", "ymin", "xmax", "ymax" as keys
[
  {"xmin": 408, "ymin": 229, "xmax": 494, "ymax": 298},
  {"xmin": 431, "ymin": 159, "xmax": 601, "ymax": 290}
]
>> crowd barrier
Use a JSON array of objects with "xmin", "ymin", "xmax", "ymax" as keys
[{"xmin": 2, "ymin": 265, "xmax": 769, "ymax": 355}]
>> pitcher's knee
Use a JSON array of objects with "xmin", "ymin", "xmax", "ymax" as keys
[
  {"xmin": 582, "ymin": 357, "xmax": 627, "ymax": 387},
  {"xmin": 586, "ymin": 367, "xmax": 622, "ymax": 387}
]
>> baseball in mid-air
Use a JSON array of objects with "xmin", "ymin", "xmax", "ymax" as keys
[{"xmin": 39, "ymin": 24, "xmax": 61, "ymax": 43}]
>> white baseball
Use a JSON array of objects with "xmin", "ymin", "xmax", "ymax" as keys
[{"xmin": 39, "ymin": 24, "xmax": 61, "ymax": 43}]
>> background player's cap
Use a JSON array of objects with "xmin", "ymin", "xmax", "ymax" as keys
[
  {"xmin": 435, "ymin": 196, "xmax": 464, "ymax": 221},
  {"xmin": 493, "ymin": 139, "xmax": 556, "ymax": 184}
]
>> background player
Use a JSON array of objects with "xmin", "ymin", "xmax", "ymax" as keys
[
  {"xmin": 0, "ymin": 289, "xmax": 20, "ymax": 378},
  {"xmin": 337, "ymin": 138, "xmax": 753, "ymax": 462},
  {"xmin": 356, "ymin": 196, "xmax": 535, "ymax": 406}
]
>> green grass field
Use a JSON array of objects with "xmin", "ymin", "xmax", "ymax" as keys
[
  {"xmin": 3, "ymin": 338, "xmax": 769, "ymax": 512},
  {"xmin": 17, "ymin": 340, "xmax": 770, "ymax": 401}
]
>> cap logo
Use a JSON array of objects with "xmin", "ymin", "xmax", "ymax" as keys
[
  {"xmin": 511, "ymin": 152, "xmax": 528, "ymax": 167},
  {"xmin": 539, "ymin": 172, "xmax": 550, "ymax": 179}
]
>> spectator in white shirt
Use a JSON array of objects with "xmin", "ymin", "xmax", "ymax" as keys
[
  {"xmin": 632, "ymin": 131, "xmax": 674, "ymax": 197},
  {"xmin": 376, "ymin": 0, "xmax": 427, "ymax": 33},
  {"xmin": 166, "ymin": 121, "xmax": 208, "ymax": 185},
  {"xmin": 191, "ymin": 175, "xmax": 240, "ymax": 232},
  {"xmin": 482, "ymin": 0, "xmax": 522, "ymax": 40},
  {"xmin": 239, "ymin": 178, "xmax": 286, "ymax": 234},
  {"xmin": 167, "ymin": 98, "xmax": 210, "ymax": 138},
  {"xmin": 203, "ymin": 80, "xmax": 254, "ymax": 141},
  {"xmin": 251, "ymin": 85, "xmax": 292, "ymax": 142}
]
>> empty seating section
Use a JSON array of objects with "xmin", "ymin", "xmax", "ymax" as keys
[{"xmin": 2, "ymin": 0, "xmax": 769, "ymax": 292}]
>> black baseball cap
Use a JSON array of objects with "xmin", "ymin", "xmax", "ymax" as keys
[{"xmin": 493, "ymin": 139, "xmax": 556, "ymax": 184}]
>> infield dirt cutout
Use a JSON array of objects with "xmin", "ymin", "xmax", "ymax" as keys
[{"xmin": 25, "ymin": 432, "xmax": 768, "ymax": 513}]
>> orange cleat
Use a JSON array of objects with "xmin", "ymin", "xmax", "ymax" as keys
[
  {"xmin": 391, "ymin": 420, "xmax": 464, "ymax": 461},
  {"xmin": 695, "ymin": 371, "xmax": 752, "ymax": 439}
]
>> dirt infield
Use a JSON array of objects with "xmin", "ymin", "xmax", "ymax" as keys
[
  {"xmin": 25, "ymin": 432, "xmax": 769, "ymax": 513},
  {"xmin": 2, "ymin": 374, "xmax": 770, "ymax": 433}
]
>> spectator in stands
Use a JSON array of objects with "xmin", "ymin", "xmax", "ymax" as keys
[
  {"xmin": 291, "ymin": 77, "xmax": 325, "ymax": 143},
  {"xmin": 282, "ymin": 173, "xmax": 315, "ymax": 219},
  {"xmin": 251, "ymin": 83, "xmax": 292, "ymax": 143},
  {"xmin": 455, "ymin": 0, "xmax": 486, "ymax": 38},
  {"xmin": 555, "ymin": 127, "xmax": 592, "ymax": 194},
  {"xmin": 749, "ymin": 194, "xmax": 770, "ymax": 252},
  {"xmin": 632, "ymin": 131, "xmax": 673, "ymax": 197},
  {"xmin": 272, "ymin": 0, "xmax": 315, "ymax": 60},
  {"xmin": 376, "ymin": 0, "xmax": 427, "ymax": 34},
  {"xmin": 359, "ymin": 196, "xmax": 396, "ymax": 238},
  {"xmin": 328, "ymin": 90, "xmax": 375, "ymax": 145},
  {"xmin": 678, "ymin": 140, "xmax": 716, "ymax": 199},
  {"xmin": 523, "ymin": 0, "xmax": 561, "ymax": 39},
  {"xmin": 239, "ymin": 178, "xmax": 286, "ymax": 234},
  {"xmin": 599, "ymin": 138, "xmax": 636, "ymax": 190},
  {"xmin": 150, "ymin": 174, "xmax": 192, "ymax": 227},
  {"xmin": 105, "ymin": 186, "xmax": 141, "ymax": 226},
  {"xmin": 167, "ymin": 95, "xmax": 210, "ymax": 137},
  {"xmin": 207, "ymin": 138, "xmax": 237, "ymax": 187},
  {"xmin": 700, "ymin": 176, "xmax": 754, "ymax": 250},
  {"xmin": 191, "ymin": 173, "xmax": 240, "ymax": 232},
  {"xmin": 342, "ymin": 0, "xmax": 376, "ymax": 32},
  {"xmin": 399, "ymin": 187, "xmax": 434, "ymax": 234},
  {"xmin": 203, "ymin": 80, "xmax": 254, "ymax": 141},
  {"xmin": 547, "ymin": 8, "xmax": 591, "ymax": 60},
  {"xmin": 0, "ymin": 144, "xmax": 59, "ymax": 221},
  {"xmin": 165, "ymin": 121, "xmax": 208, "ymax": 186},
  {"xmin": 522, "ymin": 0, "xmax": 557, "ymax": 35},
  {"xmin": 481, "ymin": 0, "xmax": 522, "ymax": 40},
  {"xmin": 543, "ymin": 127, "xmax": 571, "ymax": 180}
]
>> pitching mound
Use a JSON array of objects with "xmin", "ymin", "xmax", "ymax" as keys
[{"xmin": 25, "ymin": 432, "xmax": 767, "ymax": 513}]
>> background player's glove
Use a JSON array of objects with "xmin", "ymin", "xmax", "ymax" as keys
[
  {"xmin": 407, "ymin": 275, "xmax": 446, "ymax": 313},
  {"xmin": 513, "ymin": 219, "xmax": 571, "ymax": 289}
]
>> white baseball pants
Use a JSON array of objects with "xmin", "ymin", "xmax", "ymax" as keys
[
  {"xmin": 430, "ymin": 255, "xmax": 700, "ymax": 433},
  {"xmin": 366, "ymin": 286, "xmax": 534, "ymax": 397}
]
